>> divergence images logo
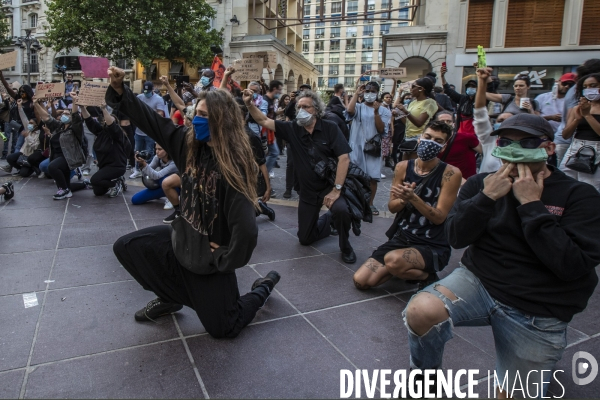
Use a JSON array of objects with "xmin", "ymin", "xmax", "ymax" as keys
[{"xmin": 572, "ymin": 351, "xmax": 598, "ymax": 386}]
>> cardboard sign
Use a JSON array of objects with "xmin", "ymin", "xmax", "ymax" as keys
[
  {"xmin": 77, "ymin": 81, "xmax": 110, "ymax": 106},
  {"xmin": 243, "ymin": 51, "xmax": 277, "ymax": 68},
  {"xmin": 33, "ymin": 83, "xmax": 66, "ymax": 100},
  {"xmin": 0, "ymin": 51, "xmax": 18, "ymax": 71},
  {"xmin": 379, "ymin": 68, "xmax": 407, "ymax": 79},
  {"xmin": 132, "ymin": 80, "xmax": 143, "ymax": 94},
  {"xmin": 79, "ymin": 56, "xmax": 110, "ymax": 78},
  {"xmin": 231, "ymin": 58, "xmax": 263, "ymax": 81}
]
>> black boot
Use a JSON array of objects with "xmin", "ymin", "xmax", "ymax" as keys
[
  {"xmin": 251, "ymin": 271, "xmax": 281, "ymax": 308},
  {"xmin": 258, "ymin": 200, "xmax": 276, "ymax": 221}
]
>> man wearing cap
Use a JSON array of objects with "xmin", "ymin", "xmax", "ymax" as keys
[
  {"xmin": 536, "ymin": 73, "xmax": 576, "ymax": 136},
  {"xmin": 129, "ymin": 81, "xmax": 170, "ymax": 178},
  {"xmin": 403, "ymin": 106, "xmax": 600, "ymax": 397}
]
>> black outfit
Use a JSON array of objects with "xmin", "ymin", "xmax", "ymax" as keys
[
  {"xmin": 115, "ymin": 110, "xmax": 136, "ymax": 167},
  {"xmin": 443, "ymin": 83, "xmax": 475, "ymax": 132},
  {"xmin": 434, "ymin": 92, "xmax": 454, "ymax": 112},
  {"xmin": 107, "ymin": 85, "xmax": 269, "ymax": 338},
  {"xmin": 46, "ymin": 114, "xmax": 87, "ymax": 192},
  {"xmin": 446, "ymin": 166, "xmax": 600, "ymax": 322},
  {"xmin": 5, "ymin": 129, "xmax": 48, "ymax": 177},
  {"xmin": 84, "ymin": 117, "xmax": 129, "ymax": 196},
  {"xmin": 327, "ymin": 96, "xmax": 344, "ymax": 108},
  {"xmin": 2, "ymin": 87, "xmax": 35, "ymax": 157},
  {"xmin": 391, "ymin": 117, "xmax": 406, "ymax": 165},
  {"xmin": 282, "ymin": 100, "xmax": 299, "ymax": 193},
  {"xmin": 374, "ymin": 160, "xmax": 451, "ymax": 273},
  {"xmin": 324, "ymin": 104, "xmax": 349, "ymax": 141},
  {"xmin": 274, "ymin": 119, "xmax": 353, "ymax": 252},
  {"xmin": 574, "ymin": 114, "xmax": 600, "ymax": 141}
]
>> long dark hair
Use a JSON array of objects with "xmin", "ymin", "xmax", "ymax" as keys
[
  {"xmin": 185, "ymin": 89, "xmax": 258, "ymax": 206},
  {"xmin": 576, "ymin": 73, "xmax": 600, "ymax": 100},
  {"xmin": 278, "ymin": 94, "xmax": 290, "ymax": 108}
]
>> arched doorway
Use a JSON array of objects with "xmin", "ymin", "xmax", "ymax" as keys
[
  {"xmin": 399, "ymin": 57, "xmax": 432, "ymax": 81},
  {"xmin": 287, "ymin": 70, "xmax": 295, "ymax": 93},
  {"xmin": 297, "ymin": 75, "xmax": 303, "ymax": 89},
  {"xmin": 274, "ymin": 64, "xmax": 284, "ymax": 82}
]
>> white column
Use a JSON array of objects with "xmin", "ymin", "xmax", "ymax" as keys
[
  {"xmin": 561, "ymin": 0, "xmax": 584, "ymax": 47},
  {"xmin": 489, "ymin": 0, "xmax": 509, "ymax": 49}
]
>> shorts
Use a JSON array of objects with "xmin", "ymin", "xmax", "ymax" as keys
[{"xmin": 370, "ymin": 232, "xmax": 450, "ymax": 274}]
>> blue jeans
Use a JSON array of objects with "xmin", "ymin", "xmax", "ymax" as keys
[
  {"xmin": 266, "ymin": 141, "xmax": 279, "ymax": 173},
  {"xmin": 131, "ymin": 176, "xmax": 175, "ymax": 205},
  {"xmin": 40, "ymin": 157, "xmax": 76, "ymax": 180},
  {"xmin": 404, "ymin": 266, "xmax": 567, "ymax": 398},
  {"xmin": 134, "ymin": 134, "xmax": 155, "ymax": 170},
  {"xmin": 2, "ymin": 122, "xmax": 19, "ymax": 157}
]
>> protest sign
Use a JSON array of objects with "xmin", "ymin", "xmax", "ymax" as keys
[
  {"xmin": 0, "ymin": 51, "xmax": 18, "ymax": 71},
  {"xmin": 379, "ymin": 68, "xmax": 407, "ymax": 79},
  {"xmin": 77, "ymin": 81, "xmax": 110, "ymax": 106},
  {"xmin": 79, "ymin": 56, "xmax": 110, "ymax": 78},
  {"xmin": 132, "ymin": 80, "xmax": 143, "ymax": 94},
  {"xmin": 33, "ymin": 83, "xmax": 66, "ymax": 100},
  {"xmin": 231, "ymin": 58, "xmax": 263, "ymax": 81},
  {"xmin": 243, "ymin": 52, "xmax": 277, "ymax": 68}
]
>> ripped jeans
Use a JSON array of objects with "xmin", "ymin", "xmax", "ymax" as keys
[{"xmin": 403, "ymin": 265, "xmax": 567, "ymax": 398}]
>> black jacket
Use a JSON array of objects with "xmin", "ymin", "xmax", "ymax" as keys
[
  {"xmin": 106, "ymin": 85, "xmax": 258, "ymax": 276},
  {"xmin": 84, "ymin": 117, "xmax": 129, "ymax": 170},
  {"xmin": 325, "ymin": 104, "xmax": 349, "ymax": 141},
  {"xmin": 443, "ymin": 83, "xmax": 475, "ymax": 130}
]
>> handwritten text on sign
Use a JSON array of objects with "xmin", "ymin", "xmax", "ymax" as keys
[
  {"xmin": 77, "ymin": 81, "xmax": 110, "ymax": 106},
  {"xmin": 33, "ymin": 83, "xmax": 66, "ymax": 100},
  {"xmin": 243, "ymin": 52, "xmax": 277, "ymax": 68},
  {"xmin": 0, "ymin": 51, "xmax": 18, "ymax": 71},
  {"xmin": 232, "ymin": 58, "xmax": 263, "ymax": 81},
  {"xmin": 379, "ymin": 68, "xmax": 407, "ymax": 79}
]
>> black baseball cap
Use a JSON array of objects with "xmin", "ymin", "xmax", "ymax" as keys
[
  {"xmin": 491, "ymin": 114, "xmax": 555, "ymax": 141},
  {"xmin": 299, "ymin": 84, "xmax": 311, "ymax": 90},
  {"xmin": 143, "ymin": 81, "xmax": 154, "ymax": 93}
]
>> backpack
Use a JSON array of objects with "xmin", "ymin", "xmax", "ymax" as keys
[{"xmin": 59, "ymin": 129, "xmax": 86, "ymax": 169}]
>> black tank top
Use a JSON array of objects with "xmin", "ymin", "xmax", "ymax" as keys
[
  {"xmin": 575, "ymin": 114, "xmax": 600, "ymax": 141},
  {"xmin": 397, "ymin": 159, "xmax": 450, "ymax": 249}
]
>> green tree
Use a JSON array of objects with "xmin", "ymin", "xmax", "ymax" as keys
[
  {"xmin": 43, "ymin": 0, "xmax": 222, "ymax": 72},
  {"xmin": 0, "ymin": 16, "xmax": 12, "ymax": 50}
]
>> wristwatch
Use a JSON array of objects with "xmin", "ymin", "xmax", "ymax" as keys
[{"xmin": 335, "ymin": 184, "xmax": 343, "ymax": 191}]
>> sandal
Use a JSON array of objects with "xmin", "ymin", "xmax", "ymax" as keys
[{"xmin": 370, "ymin": 205, "xmax": 379, "ymax": 216}]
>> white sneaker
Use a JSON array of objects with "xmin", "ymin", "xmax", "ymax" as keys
[
  {"xmin": 164, "ymin": 199, "xmax": 173, "ymax": 210},
  {"xmin": 129, "ymin": 169, "xmax": 142, "ymax": 179},
  {"xmin": 269, "ymin": 171, "xmax": 275, "ymax": 178},
  {"xmin": 381, "ymin": 173, "xmax": 386, "ymax": 179},
  {"xmin": 38, "ymin": 172, "xmax": 45, "ymax": 179},
  {"xmin": 82, "ymin": 169, "xmax": 90, "ymax": 176}
]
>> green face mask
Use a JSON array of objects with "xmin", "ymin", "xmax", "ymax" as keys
[{"xmin": 491, "ymin": 142, "xmax": 548, "ymax": 163}]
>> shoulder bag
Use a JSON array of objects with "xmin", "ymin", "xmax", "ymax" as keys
[{"xmin": 565, "ymin": 145, "xmax": 599, "ymax": 174}]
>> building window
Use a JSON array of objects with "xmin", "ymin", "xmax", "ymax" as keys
[
  {"xmin": 315, "ymin": 5, "xmax": 321, "ymax": 15},
  {"xmin": 330, "ymin": 27, "xmax": 340, "ymax": 38},
  {"xmin": 303, "ymin": 42, "xmax": 309, "ymax": 52},
  {"xmin": 331, "ymin": 2, "xmax": 342, "ymax": 13},
  {"xmin": 399, "ymin": 8, "xmax": 409, "ymax": 20},
  {"xmin": 344, "ymin": 77, "xmax": 355, "ymax": 87},
  {"xmin": 505, "ymin": 0, "xmax": 565, "ymax": 47},
  {"xmin": 363, "ymin": 25, "xmax": 374, "ymax": 35},
  {"xmin": 316, "ymin": 65, "xmax": 323, "ymax": 73},
  {"xmin": 318, "ymin": 77, "xmax": 325, "ymax": 87},
  {"xmin": 5, "ymin": 16, "xmax": 12, "ymax": 37},
  {"xmin": 315, "ymin": 40, "xmax": 325, "ymax": 51},
  {"xmin": 465, "ymin": 0, "xmax": 494, "ymax": 48},
  {"xmin": 303, "ymin": 29, "xmax": 310, "ymax": 37},
  {"xmin": 378, "ymin": 51, "xmax": 382, "ymax": 63},
  {"xmin": 347, "ymin": 27, "xmax": 357, "ymax": 37},
  {"xmin": 362, "ymin": 38, "xmax": 373, "ymax": 49},
  {"xmin": 347, "ymin": 1, "xmax": 358, "ymax": 12},
  {"xmin": 329, "ymin": 53, "xmax": 340, "ymax": 63},
  {"xmin": 314, "ymin": 54, "xmax": 324, "ymax": 63},
  {"xmin": 329, "ymin": 65, "xmax": 338, "ymax": 75},
  {"xmin": 381, "ymin": 12, "xmax": 390, "ymax": 20},
  {"xmin": 345, "ymin": 39, "xmax": 356, "ymax": 50},
  {"xmin": 315, "ymin": 28, "xmax": 325, "ymax": 38},
  {"xmin": 328, "ymin": 77, "xmax": 339, "ymax": 87},
  {"xmin": 361, "ymin": 64, "xmax": 372, "ymax": 74},
  {"xmin": 330, "ymin": 39, "xmax": 340, "ymax": 51},
  {"xmin": 381, "ymin": 23, "xmax": 391, "ymax": 34},
  {"xmin": 361, "ymin": 52, "xmax": 373, "ymax": 62},
  {"xmin": 316, "ymin": 21, "xmax": 325, "ymax": 27},
  {"xmin": 345, "ymin": 53, "xmax": 356, "ymax": 63},
  {"xmin": 303, "ymin": 5, "xmax": 310, "ymax": 16},
  {"xmin": 29, "ymin": 13, "xmax": 37, "ymax": 28},
  {"xmin": 345, "ymin": 64, "xmax": 355, "ymax": 74},
  {"xmin": 382, "ymin": 0, "xmax": 391, "ymax": 8},
  {"xmin": 581, "ymin": 0, "xmax": 600, "ymax": 45}
]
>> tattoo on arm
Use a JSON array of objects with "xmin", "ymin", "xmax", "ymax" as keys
[
  {"xmin": 443, "ymin": 170, "xmax": 455, "ymax": 182},
  {"xmin": 402, "ymin": 249, "xmax": 424, "ymax": 269}
]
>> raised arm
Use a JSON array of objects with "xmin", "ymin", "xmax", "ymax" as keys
[
  {"xmin": 220, "ymin": 67, "xmax": 235, "ymax": 90},
  {"xmin": 0, "ymin": 71, "xmax": 17, "ymax": 99},
  {"xmin": 34, "ymin": 98, "xmax": 52, "ymax": 122},
  {"xmin": 243, "ymin": 89, "xmax": 275, "ymax": 132},
  {"xmin": 485, "ymin": 92, "xmax": 503, "ymax": 103},
  {"xmin": 159, "ymin": 76, "xmax": 186, "ymax": 115},
  {"xmin": 347, "ymin": 84, "xmax": 365, "ymax": 115}
]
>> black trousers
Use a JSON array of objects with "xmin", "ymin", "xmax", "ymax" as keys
[
  {"xmin": 122, "ymin": 125, "xmax": 136, "ymax": 167},
  {"xmin": 48, "ymin": 156, "xmax": 87, "ymax": 191},
  {"xmin": 113, "ymin": 225, "xmax": 268, "ymax": 339},
  {"xmin": 6, "ymin": 151, "xmax": 46, "ymax": 177},
  {"xmin": 285, "ymin": 144, "xmax": 299, "ymax": 192},
  {"xmin": 90, "ymin": 166, "xmax": 126, "ymax": 196},
  {"xmin": 297, "ymin": 195, "xmax": 352, "ymax": 253}
]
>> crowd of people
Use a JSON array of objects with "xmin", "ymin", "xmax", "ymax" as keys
[{"xmin": 2, "ymin": 57, "xmax": 600, "ymax": 398}]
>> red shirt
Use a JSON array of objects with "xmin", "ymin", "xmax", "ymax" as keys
[
  {"xmin": 438, "ymin": 131, "xmax": 480, "ymax": 179},
  {"xmin": 172, "ymin": 110, "xmax": 184, "ymax": 126}
]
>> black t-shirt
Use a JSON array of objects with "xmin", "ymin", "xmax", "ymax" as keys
[
  {"xmin": 327, "ymin": 96, "xmax": 343, "ymax": 108},
  {"xmin": 275, "ymin": 118, "xmax": 351, "ymax": 204},
  {"xmin": 263, "ymin": 95, "xmax": 276, "ymax": 120}
]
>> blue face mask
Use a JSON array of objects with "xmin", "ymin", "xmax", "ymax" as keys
[
  {"xmin": 253, "ymin": 93, "xmax": 259, "ymax": 100},
  {"xmin": 466, "ymin": 87, "xmax": 477, "ymax": 96},
  {"xmin": 493, "ymin": 122, "xmax": 501, "ymax": 131},
  {"xmin": 274, "ymin": 93, "xmax": 280, "ymax": 99},
  {"xmin": 60, "ymin": 115, "xmax": 71, "ymax": 124},
  {"xmin": 144, "ymin": 92, "xmax": 153, "ymax": 98},
  {"xmin": 200, "ymin": 76, "xmax": 211, "ymax": 87},
  {"xmin": 192, "ymin": 116, "xmax": 210, "ymax": 142},
  {"xmin": 27, "ymin": 124, "xmax": 34, "ymax": 131},
  {"xmin": 404, "ymin": 99, "xmax": 411, "ymax": 106}
]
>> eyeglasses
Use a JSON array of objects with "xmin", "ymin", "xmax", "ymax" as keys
[
  {"xmin": 297, "ymin": 105, "xmax": 314, "ymax": 110},
  {"xmin": 496, "ymin": 137, "xmax": 548, "ymax": 149}
]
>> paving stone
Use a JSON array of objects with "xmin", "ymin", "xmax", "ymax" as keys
[
  {"xmin": 127, "ymin": 200, "xmax": 171, "ymax": 220},
  {"xmin": 50, "ymin": 245, "xmax": 132, "ymax": 289},
  {"xmin": 249, "ymin": 227, "xmax": 321, "ymax": 265},
  {"xmin": 0, "ymin": 250, "xmax": 53, "ymax": 296},
  {"xmin": 0, "ymin": 225, "xmax": 61, "ymax": 254},
  {"xmin": 31, "ymin": 281, "xmax": 179, "ymax": 365},
  {"xmin": 0, "ymin": 294, "xmax": 40, "ymax": 371},
  {"xmin": 547, "ymin": 336, "xmax": 600, "ymax": 398},
  {"xmin": 0, "ymin": 369, "xmax": 25, "ymax": 399},
  {"xmin": 569, "ymin": 281, "xmax": 600, "ymax": 336},
  {"xmin": 134, "ymin": 218, "xmax": 167, "ymax": 230},
  {"xmin": 24, "ymin": 340, "xmax": 203, "ymax": 399},
  {"xmin": 254, "ymin": 255, "xmax": 390, "ymax": 312},
  {"xmin": 0, "ymin": 195, "xmax": 66, "ymax": 211},
  {"xmin": 63, "ymin": 202, "xmax": 130, "ymax": 224},
  {"xmin": 0, "ymin": 207, "xmax": 65, "ymax": 228},
  {"xmin": 175, "ymin": 266, "xmax": 299, "ymax": 336},
  {"xmin": 58, "ymin": 220, "xmax": 135, "ymax": 249},
  {"xmin": 186, "ymin": 317, "xmax": 352, "ymax": 398}
]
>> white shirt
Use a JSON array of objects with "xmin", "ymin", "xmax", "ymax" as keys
[
  {"xmin": 473, "ymin": 107, "xmax": 502, "ymax": 173},
  {"xmin": 535, "ymin": 92, "xmax": 565, "ymax": 132}
]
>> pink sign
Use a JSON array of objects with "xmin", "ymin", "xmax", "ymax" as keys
[{"xmin": 79, "ymin": 56, "xmax": 109, "ymax": 78}]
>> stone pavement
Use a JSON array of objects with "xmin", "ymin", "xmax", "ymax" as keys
[{"xmin": 1, "ymin": 162, "xmax": 599, "ymax": 398}]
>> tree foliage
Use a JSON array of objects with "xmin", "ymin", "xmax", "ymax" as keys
[
  {"xmin": 0, "ymin": 16, "xmax": 12, "ymax": 50},
  {"xmin": 43, "ymin": 0, "xmax": 222, "ymax": 68}
]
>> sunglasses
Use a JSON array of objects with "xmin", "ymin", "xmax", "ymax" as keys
[
  {"xmin": 496, "ymin": 137, "xmax": 548, "ymax": 149},
  {"xmin": 411, "ymin": 84, "xmax": 422, "ymax": 90}
]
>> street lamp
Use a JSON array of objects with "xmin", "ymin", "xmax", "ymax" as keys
[{"xmin": 13, "ymin": 29, "xmax": 42, "ymax": 86}]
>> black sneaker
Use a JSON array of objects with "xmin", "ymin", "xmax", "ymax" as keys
[
  {"xmin": 2, "ymin": 181, "xmax": 14, "ymax": 201},
  {"xmin": 270, "ymin": 189, "xmax": 276, "ymax": 198},
  {"xmin": 134, "ymin": 298, "xmax": 183, "ymax": 322},
  {"xmin": 258, "ymin": 200, "xmax": 276, "ymax": 221},
  {"xmin": 251, "ymin": 271, "xmax": 281, "ymax": 292},
  {"xmin": 75, "ymin": 167, "xmax": 83, "ymax": 180},
  {"xmin": 283, "ymin": 189, "xmax": 292, "ymax": 199},
  {"xmin": 163, "ymin": 210, "xmax": 180, "ymax": 224}
]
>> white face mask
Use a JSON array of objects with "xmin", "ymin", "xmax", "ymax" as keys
[
  {"xmin": 583, "ymin": 88, "xmax": 600, "ymax": 102},
  {"xmin": 363, "ymin": 93, "xmax": 377, "ymax": 103},
  {"xmin": 296, "ymin": 108, "xmax": 314, "ymax": 126}
]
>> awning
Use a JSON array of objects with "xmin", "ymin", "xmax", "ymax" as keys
[
  {"xmin": 169, "ymin": 63, "xmax": 183, "ymax": 75},
  {"xmin": 54, "ymin": 48, "xmax": 84, "ymax": 58}
]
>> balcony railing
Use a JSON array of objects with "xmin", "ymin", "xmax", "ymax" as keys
[{"xmin": 22, "ymin": 64, "xmax": 39, "ymax": 73}]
